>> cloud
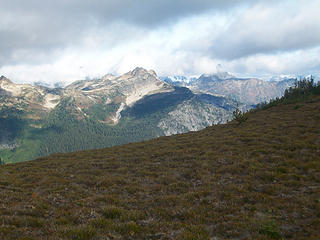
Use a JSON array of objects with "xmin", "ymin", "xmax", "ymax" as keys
[
  {"xmin": 0, "ymin": 11, "xmax": 228, "ymax": 83},
  {"xmin": 0, "ymin": 0, "xmax": 262, "ymax": 66},
  {"xmin": 1, "ymin": 0, "xmax": 254, "ymax": 26},
  {"xmin": 224, "ymin": 46, "xmax": 320, "ymax": 76},
  {"xmin": 210, "ymin": 0, "xmax": 320, "ymax": 59},
  {"xmin": 0, "ymin": 0, "xmax": 319, "ymax": 84}
]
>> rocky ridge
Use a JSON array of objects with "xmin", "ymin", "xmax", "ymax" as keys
[
  {"xmin": 161, "ymin": 72, "xmax": 296, "ymax": 105},
  {"xmin": 0, "ymin": 68, "xmax": 175, "ymax": 124},
  {"xmin": 0, "ymin": 76, "xmax": 61, "ymax": 111},
  {"xmin": 189, "ymin": 74, "xmax": 295, "ymax": 105},
  {"xmin": 63, "ymin": 67, "xmax": 174, "ymax": 124}
]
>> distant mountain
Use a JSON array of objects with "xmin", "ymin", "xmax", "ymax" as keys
[
  {"xmin": 34, "ymin": 81, "xmax": 66, "ymax": 88},
  {"xmin": 190, "ymin": 74, "xmax": 296, "ymax": 105},
  {"xmin": 161, "ymin": 72, "xmax": 296, "ymax": 105},
  {"xmin": 269, "ymin": 74, "xmax": 297, "ymax": 82},
  {"xmin": 0, "ymin": 75, "xmax": 63, "ymax": 111},
  {"xmin": 0, "ymin": 68, "xmax": 237, "ymax": 163},
  {"xmin": 270, "ymin": 74, "xmax": 319, "ymax": 83},
  {"xmin": 160, "ymin": 76, "xmax": 198, "ymax": 87}
]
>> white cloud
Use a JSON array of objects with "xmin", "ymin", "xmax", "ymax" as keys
[
  {"xmin": 225, "ymin": 47, "xmax": 320, "ymax": 77},
  {"xmin": 0, "ymin": 0, "xmax": 319, "ymax": 84},
  {"xmin": 0, "ymin": 12, "xmax": 228, "ymax": 84},
  {"xmin": 211, "ymin": 0, "xmax": 320, "ymax": 59}
]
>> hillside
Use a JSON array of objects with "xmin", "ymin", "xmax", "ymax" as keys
[{"xmin": 0, "ymin": 93, "xmax": 319, "ymax": 239}]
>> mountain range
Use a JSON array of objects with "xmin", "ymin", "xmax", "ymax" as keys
[
  {"xmin": 161, "ymin": 72, "xmax": 296, "ymax": 105},
  {"xmin": 0, "ymin": 68, "xmax": 298, "ymax": 163},
  {"xmin": 0, "ymin": 68, "xmax": 237, "ymax": 163}
]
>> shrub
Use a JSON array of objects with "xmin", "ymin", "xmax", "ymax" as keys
[
  {"xmin": 101, "ymin": 206, "xmax": 123, "ymax": 219},
  {"xmin": 233, "ymin": 106, "xmax": 248, "ymax": 124},
  {"xmin": 64, "ymin": 226, "xmax": 96, "ymax": 240},
  {"xmin": 259, "ymin": 219, "xmax": 281, "ymax": 240}
]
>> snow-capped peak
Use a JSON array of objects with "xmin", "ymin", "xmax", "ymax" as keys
[
  {"xmin": 162, "ymin": 75, "xmax": 199, "ymax": 84},
  {"xmin": 269, "ymin": 74, "xmax": 297, "ymax": 82}
]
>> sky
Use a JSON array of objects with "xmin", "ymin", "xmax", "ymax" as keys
[{"xmin": 0, "ymin": 0, "xmax": 320, "ymax": 85}]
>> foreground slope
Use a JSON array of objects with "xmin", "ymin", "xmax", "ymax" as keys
[{"xmin": 0, "ymin": 96, "xmax": 319, "ymax": 239}]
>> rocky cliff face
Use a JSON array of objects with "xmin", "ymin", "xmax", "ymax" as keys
[{"xmin": 158, "ymin": 99, "xmax": 231, "ymax": 136}]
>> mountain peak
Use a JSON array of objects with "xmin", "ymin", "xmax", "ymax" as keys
[
  {"xmin": 0, "ymin": 76, "xmax": 13, "ymax": 84},
  {"xmin": 216, "ymin": 71, "xmax": 235, "ymax": 79},
  {"xmin": 129, "ymin": 67, "xmax": 157, "ymax": 77},
  {"xmin": 101, "ymin": 73, "xmax": 116, "ymax": 81},
  {"xmin": 148, "ymin": 69, "xmax": 157, "ymax": 77},
  {"xmin": 200, "ymin": 72, "xmax": 235, "ymax": 80}
]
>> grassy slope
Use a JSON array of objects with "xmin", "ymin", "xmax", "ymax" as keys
[{"xmin": 0, "ymin": 96, "xmax": 319, "ymax": 239}]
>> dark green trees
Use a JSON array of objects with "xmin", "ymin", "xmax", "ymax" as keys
[
  {"xmin": 233, "ymin": 106, "xmax": 248, "ymax": 124},
  {"xmin": 284, "ymin": 76, "xmax": 319, "ymax": 99}
]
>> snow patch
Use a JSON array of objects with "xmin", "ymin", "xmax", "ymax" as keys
[
  {"xmin": 43, "ymin": 94, "xmax": 61, "ymax": 109},
  {"xmin": 76, "ymin": 106, "xmax": 87, "ymax": 117},
  {"xmin": 110, "ymin": 103, "xmax": 125, "ymax": 124},
  {"xmin": 105, "ymin": 98, "xmax": 112, "ymax": 104}
]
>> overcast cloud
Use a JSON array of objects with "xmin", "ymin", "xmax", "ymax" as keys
[{"xmin": 0, "ymin": 0, "xmax": 319, "ymax": 84}]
